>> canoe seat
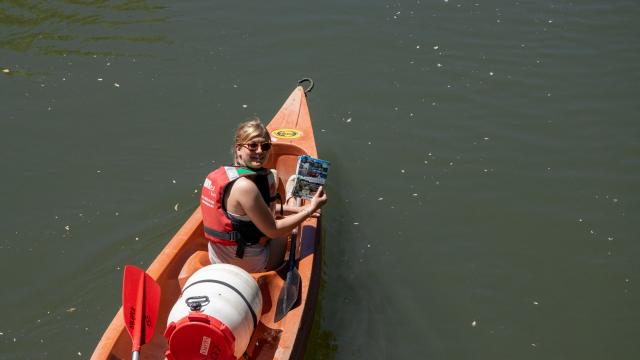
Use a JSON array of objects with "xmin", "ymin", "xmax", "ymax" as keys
[{"xmin": 177, "ymin": 250, "xmax": 210, "ymax": 288}]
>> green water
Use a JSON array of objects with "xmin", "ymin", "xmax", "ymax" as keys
[{"xmin": 2, "ymin": 0, "xmax": 639, "ymax": 359}]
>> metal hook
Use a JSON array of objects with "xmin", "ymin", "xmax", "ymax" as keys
[{"xmin": 297, "ymin": 78, "xmax": 314, "ymax": 95}]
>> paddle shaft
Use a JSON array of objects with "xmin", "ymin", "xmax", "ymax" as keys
[{"xmin": 288, "ymin": 229, "xmax": 297, "ymax": 272}]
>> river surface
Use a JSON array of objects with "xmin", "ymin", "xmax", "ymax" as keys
[{"xmin": 1, "ymin": 0, "xmax": 639, "ymax": 359}]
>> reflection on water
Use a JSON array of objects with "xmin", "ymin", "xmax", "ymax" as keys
[{"xmin": 0, "ymin": 0, "xmax": 171, "ymax": 58}]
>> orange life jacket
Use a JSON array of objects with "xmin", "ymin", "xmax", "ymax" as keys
[{"xmin": 200, "ymin": 166, "xmax": 278, "ymax": 258}]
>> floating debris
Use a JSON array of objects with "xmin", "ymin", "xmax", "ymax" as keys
[
  {"xmin": 471, "ymin": 320, "xmax": 477, "ymax": 327},
  {"xmin": 66, "ymin": 307, "xmax": 76, "ymax": 313},
  {"xmin": 2, "ymin": 68, "xmax": 10, "ymax": 73},
  {"xmin": 113, "ymin": 82, "xmax": 120, "ymax": 88},
  {"xmin": 242, "ymin": 104, "xmax": 248, "ymax": 108}
]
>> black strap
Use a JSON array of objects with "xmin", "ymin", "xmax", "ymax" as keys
[
  {"xmin": 203, "ymin": 226, "xmax": 240, "ymax": 241},
  {"xmin": 182, "ymin": 279, "xmax": 258, "ymax": 329},
  {"xmin": 204, "ymin": 226, "xmax": 248, "ymax": 258}
]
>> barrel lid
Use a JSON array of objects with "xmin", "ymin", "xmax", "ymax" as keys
[{"xmin": 164, "ymin": 312, "xmax": 236, "ymax": 360}]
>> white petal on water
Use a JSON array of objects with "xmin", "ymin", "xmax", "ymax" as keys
[
  {"xmin": 64, "ymin": 225, "xmax": 70, "ymax": 231},
  {"xmin": 174, "ymin": 203, "xmax": 180, "ymax": 211},
  {"xmin": 378, "ymin": 197, "xmax": 384, "ymax": 200},
  {"xmin": 433, "ymin": 45, "xmax": 439, "ymax": 50},
  {"xmin": 437, "ymin": 63, "xmax": 442, "ymax": 67},
  {"xmin": 489, "ymin": 72, "xmax": 494, "ymax": 76},
  {"xmin": 345, "ymin": 117, "xmax": 352, "ymax": 123},
  {"xmin": 172, "ymin": 179, "xmax": 176, "ymax": 183},
  {"xmin": 113, "ymin": 82, "xmax": 120, "ymax": 88},
  {"xmin": 242, "ymin": 104, "xmax": 248, "ymax": 108},
  {"xmin": 353, "ymin": 222, "xmax": 359, "ymax": 225},
  {"xmin": 97, "ymin": 78, "xmax": 103, "ymax": 81},
  {"xmin": 2, "ymin": 68, "xmax": 10, "ymax": 73},
  {"xmin": 66, "ymin": 307, "xmax": 76, "ymax": 312},
  {"xmin": 471, "ymin": 320, "xmax": 477, "ymax": 327}
]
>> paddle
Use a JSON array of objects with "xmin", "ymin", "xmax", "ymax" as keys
[
  {"xmin": 122, "ymin": 265, "xmax": 161, "ymax": 360},
  {"xmin": 274, "ymin": 227, "xmax": 301, "ymax": 322}
]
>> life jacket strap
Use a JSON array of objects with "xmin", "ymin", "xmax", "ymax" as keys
[{"xmin": 203, "ymin": 226, "xmax": 250, "ymax": 259}]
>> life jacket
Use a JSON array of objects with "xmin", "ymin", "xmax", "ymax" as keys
[{"xmin": 200, "ymin": 166, "xmax": 280, "ymax": 258}]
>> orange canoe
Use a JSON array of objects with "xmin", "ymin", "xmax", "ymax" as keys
[{"xmin": 91, "ymin": 80, "xmax": 322, "ymax": 360}]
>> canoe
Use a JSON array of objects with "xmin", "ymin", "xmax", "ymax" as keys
[{"xmin": 91, "ymin": 80, "xmax": 322, "ymax": 360}]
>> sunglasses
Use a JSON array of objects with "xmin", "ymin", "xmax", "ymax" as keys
[{"xmin": 241, "ymin": 142, "xmax": 272, "ymax": 152}]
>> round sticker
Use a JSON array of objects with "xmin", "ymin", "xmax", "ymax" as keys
[{"xmin": 271, "ymin": 128, "xmax": 302, "ymax": 139}]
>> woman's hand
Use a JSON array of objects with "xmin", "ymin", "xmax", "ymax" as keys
[{"xmin": 309, "ymin": 186, "xmax": 328, "ymax": 213}]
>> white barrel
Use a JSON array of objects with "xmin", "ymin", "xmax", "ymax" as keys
[{"xmin": 165, "ymin": 264, "xmax": 262, "ymax": 360}]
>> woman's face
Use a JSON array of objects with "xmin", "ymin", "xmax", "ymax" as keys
[{"xmin": 236, "ymin": 136, "xmax": 271, "ymax": 169}]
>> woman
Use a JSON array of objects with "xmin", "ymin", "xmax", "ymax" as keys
[{"xmin": 200, "ymin": 119, "xmax": 328, "ymax": 272}]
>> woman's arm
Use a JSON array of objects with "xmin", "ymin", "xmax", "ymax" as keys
[{"xmin": 233, "ymin": 178, "xmax": 327, "ymax": 239}]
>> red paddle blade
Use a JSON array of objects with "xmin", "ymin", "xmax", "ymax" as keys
[{"xmin": 122, "ymin": 265, "xmax": 161, "ymax": 350}]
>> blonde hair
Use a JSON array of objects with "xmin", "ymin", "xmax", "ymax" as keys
[{"xmin": 232, "ymin": 118, "xmax": 271, "ymax": 163}]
